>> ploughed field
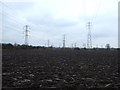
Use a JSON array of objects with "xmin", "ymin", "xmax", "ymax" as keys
[{"xmin": 2, "ymin": 48, "xmax": 119, "ymax": 89}]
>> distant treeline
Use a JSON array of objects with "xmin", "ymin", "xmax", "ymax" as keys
[
  {"xmin": 1, "ymin": 43, "xmax": 45, "ymax": 49},
  {"xmin": 0, "ymin": 43, "xmax": 119, "ymax": 50}
]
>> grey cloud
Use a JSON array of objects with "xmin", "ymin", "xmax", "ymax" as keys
[
  {"xmin": 93, "ymin": 33, "xmax": 110, "ymax": 39},
  {"xmin": 27, "ymin": 14, "xmax": 79, "ymax": 28},
  {"xmin": 5, "ymin": 2, "xmax": 34, "ymax": 11},
  {"xmin": 2, "ymin": 0, "xmax": 118, "ymax": 47}
]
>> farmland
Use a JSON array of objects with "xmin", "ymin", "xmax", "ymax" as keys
[{"xmin": 2, "ymin": 48, "xmax": 119, "ymax": 89}]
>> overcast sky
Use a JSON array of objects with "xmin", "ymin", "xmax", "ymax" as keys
[{"xmin": 1, "ymin": 0, "xmax": 119, "ymax": 48}]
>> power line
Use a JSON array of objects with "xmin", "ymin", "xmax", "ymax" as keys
[
  {"xmin": 3, "ymin": 24, "xmax": 23, "ymax": 32},
  {"xmin": 92, "ymin": 0, "xmax": 103, "ymax": 23},
  {"xmin": 82, "ymin": 0, "xmax": 87, "ymax": 23},
  {"xmin": 0, "ymin": 1, "xmax": 28, "ymax": 26},
  {"xmin": 1, "ymin": 9, "xmax": 26, "ymax": 26},
  {"xmin": 83, "ymin": 0, "xmax": 103, "ymax": 23}
]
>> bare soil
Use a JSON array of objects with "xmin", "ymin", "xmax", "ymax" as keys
[{"xmin": 2, "ymin": 48, "xmax": 119, "ymax": 89}]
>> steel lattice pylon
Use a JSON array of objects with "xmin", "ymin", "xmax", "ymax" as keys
[{"xmin": 87, "ymin": 22, "xmax": 92, "ymax": 48}]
